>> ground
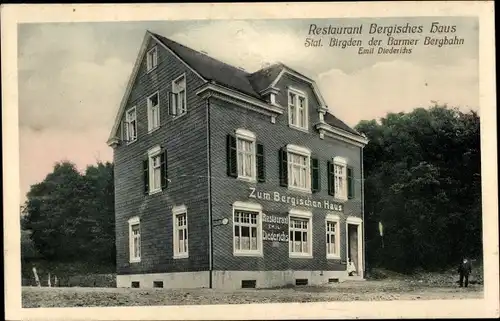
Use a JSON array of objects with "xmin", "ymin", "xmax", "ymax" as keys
[{"xmin": 22, "ymin": 279, "xmax": 483, "ymax": 308}]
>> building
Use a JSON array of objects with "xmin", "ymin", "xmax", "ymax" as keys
[{"xmin": 107, "ymin": 30, "xmax": 369, "ymax": 290}]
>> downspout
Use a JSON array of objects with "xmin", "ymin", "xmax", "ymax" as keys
[
  {"xmin": 360, "ymin": 146, "xmax": 366, "ymax": 278},
  {"xmin": 206, "ymin": 96, "xmax": 213, "ymax": 288}
]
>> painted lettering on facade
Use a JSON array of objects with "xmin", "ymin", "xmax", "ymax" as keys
[
  {"xmin": 262, "ymin": 213, "xmax": 289, "ymax": 224},
  {"xmin": 249, "ymin": 187, "xmax": 343, "ymax": 212},
  {"xmin": 262, "ymin": 213, "xmax": 289, "ymax": 242},
  {"xmin": 262, "ymin": 230, "xmax": 289, "ymax": 242}
]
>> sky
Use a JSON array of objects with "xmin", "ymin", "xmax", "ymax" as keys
[{"xmin": 17, "ymin": 17, "xmax": 479, "ymax": 201}]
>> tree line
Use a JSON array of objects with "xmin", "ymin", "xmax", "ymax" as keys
[
  {"xmin": 355, "ymin": 105, "xmax": 481, "ymax": 272},
  {"xmin": 21, "ymin": 161, "xmax": 115, "ymax": 264},
  {"xmin": 21, "ymin": 105, "xmax": 482, "ymax": 272}
]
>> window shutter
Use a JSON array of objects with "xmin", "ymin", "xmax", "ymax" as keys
[
  {"xmin": 123, "ymin": 120, "xmax": 129, "ymax": 141},
  {"xmin": 169, "ymin": 92, "xmax": 176, "ymax": 116},
  {"xmin": 226, "ymin": 134, "xmax": 237, "ymax": 177},
  {"xmin": 347, "ymin": 167, "xmax": 354, "ymax": 199},
  {"xmin": 143, "ymin": 159, "xmax": 149, "ymax": 194},
  {"xmin": 256, "ymin": 143, "xmax": 265, "ymax": 182},
  {"xmin": 161, "ymin": 150, "xmax": 168, "ymax": 189},
  {"xmin": 327, "ymin": 161, "xmax": 335, "ymax": 196},
  {"xmin": 311, "ymin": 157, "xmax": 320, "ymax": 193},
  {"xmin": 279, "ymin": 147, "xmax": 288, "ymax": 187}
]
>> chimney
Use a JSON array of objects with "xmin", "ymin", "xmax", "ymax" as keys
[{"xmin": 261, "ymin": 62, "xmax": 271, "ymax": 69}]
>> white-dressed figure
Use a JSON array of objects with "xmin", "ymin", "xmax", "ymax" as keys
[{"xmin": 347, "ymin": 259, "xmax": 357, "ymax": 276}]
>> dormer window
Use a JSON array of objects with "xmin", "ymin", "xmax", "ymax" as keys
[
  {"xmin": 288, "ymin": 88, "xmax": 308, "ymax": 131},
  {"xmin": 147, "ymin": 47, "xmax": 158, "ymax": 72}
]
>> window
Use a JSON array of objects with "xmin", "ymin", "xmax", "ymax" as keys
[
  {"xmin": 147, "ymin": 92, "xmax": 160, "ymax": 132},
  {"xmin": 236, "ymin": 129, "xmax": 256, "ymax": 180},
  {"xmin": 233, "ymin": 201, "xmax": 263, "ymax": 256},
  {"xmin": 241, "ymin": 280, "xmax": 257, "ymax": 288},
  {"xmin": 285, "ymin": 145, "xmax": 311, "ymax": 192},
  {"xmin": 144, "ymin": 146, "xmax": 167, "ymax": 195},
  {"xmin": 149, "ymin": 146, "xmax": 162, "ymax": 193},
  {"xmin": 279, "ymin": 145, "xmax": 318, "ymax": 192},
  {"xmin": 124, "ymin": 107, "xmax": 137, "ymax": 143},
  {"xmin": 334, "ymin": 157, "xmax": 347, "ymax": 200},
  {"xmin": 328, "ymin": 157, "xmax": 351, "ymax": 200},
  {"xmin": 171, "ymin": 74, "xmax": 187, "ymax": 116},
  {"xmin": 289, "ymin": 153, "xmax": 308, "ymax": 189},
  {"xmin": 128, "ymin": 217, "xmax": 141, "ymax": 263},
  {"xmin": 227, "ymin": 130, "xmax": 265, "ymax": 182},
  {"xmin": 147, "ymin": 46, "xmax": 158, "ymax": 71},
  {"xmin": 289, "ymin": 209, "xmax": 313, "ymax": 258},
  {"xmin": 326, "ymin": 214, "xmax": 340, "ymax": 259},
  {"xmin": 173, "ymin": 205, "xmax": 189, "ymax": 259},
  {"xmin": 288, "ymin": 88, "xmax": 308, "ymax": 130},
  {"xmin": 237, "ymin": 138, "xmax": 255, "ymax": 179}
]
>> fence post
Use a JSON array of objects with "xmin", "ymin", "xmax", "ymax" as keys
[{"xmin": 32, "ymin": 267, "xmax": 41, "ymax": 287}]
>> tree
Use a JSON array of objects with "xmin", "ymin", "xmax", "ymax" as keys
[
  {"xmin": 22, "ymin": 161, "xmax": 115, "ymax": 264},
  {"xmin": 356, "ymin": 105, "xmax": 481, "ymax": 272}
]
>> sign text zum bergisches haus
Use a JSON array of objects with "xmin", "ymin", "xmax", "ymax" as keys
[{"xmin": 248, "ymin": 187, "xmax": 344, "ymax": 212}]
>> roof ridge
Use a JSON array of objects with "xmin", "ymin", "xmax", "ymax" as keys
[
  {"xmin": 250, "ymin": 62, "xmax": 284, "ymax": 75},
  {"xmin": 150, "ymin": 31, "xmax": 252, "ymax": 75},
  {"xmin": 150, "ymin": 31, "xmax": 287, "ymax": 77}
]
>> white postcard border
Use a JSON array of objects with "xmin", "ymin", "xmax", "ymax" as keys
[{"xmin": 2, "ymin": 2, "xmax": 498, "ymax": 320}]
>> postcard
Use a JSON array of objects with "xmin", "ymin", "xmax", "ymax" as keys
[{"xmin": 2, "ymin": 2, "xmax": 498, "ymax": 320}]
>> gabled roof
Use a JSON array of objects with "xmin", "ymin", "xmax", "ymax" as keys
[
  {"xmin": 151, "ymin": 32, "xmax": 263, "ymax": 100},
  {"xmin": 324, "ymin": 112, "xmax": 360, "ymax": 136},
  {"xmin": 247, "ymin": 63, "xmax": 285, "ymax": 93},
  {"xmin": 108, "ymin": 31, "xmax": 363, "ymax": 145}
]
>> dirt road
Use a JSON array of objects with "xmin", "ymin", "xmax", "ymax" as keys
[{"xmin": 22, "ymin": 280, "xmax": 483, "ymax": 308}]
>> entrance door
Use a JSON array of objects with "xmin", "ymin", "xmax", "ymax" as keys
[{"xmin": 347, "ymin": 224, "xmax": 359, "ymax": 276}]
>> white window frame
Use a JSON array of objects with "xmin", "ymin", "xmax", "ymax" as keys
[
  {"xmin": 146, "ymin": 46, "xmax": 158, "ymax": 72},
  {"xmin": 235, "ymin": 128, "xmax": 257, "ymax": 182},
  {"xmin": 172, "ymin": 205, "xmax": 189, "ymax": 259},
  {"xmin": 286, "ymin": 144, "xmax": 312, "ymax": 193},
  {"xmin": 325, "ymin": 214, "xmax": 341, "ymax": 259},
  {"xmin": 148, "ymin": 145, "xmax": 162, "ymax": 195},
  {"xmin": 333, "ymin": 156, "xmax": 348, "ymax": 201},
  {"xmin": 147, "ymin": 91, "xmax": 160, "ymax": 132},
  {"xmin": 172, "ymin": 74, "xmax": 187, "ymax": 117},
  {"xmin": 288, "ymin": 209, "xmax": 313, "ymax": 258},
  {"xmin": 232, "ymin": 201, "xmax": 263, "ymax": 257},
  {"xmin": 124, "ymin": 107, "xmax": 137, "ymax": 144},
  {"xmin": 128, "ymin": 216, "xmax": 141, "ymax": 263},
  {"xmin": 287, "ymin": 87, "xmax": 309, "ymax": 131}
]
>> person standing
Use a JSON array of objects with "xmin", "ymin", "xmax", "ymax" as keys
[{"xmin": 458, "ymin": 257, "xmax": 472, "ymax": 288}]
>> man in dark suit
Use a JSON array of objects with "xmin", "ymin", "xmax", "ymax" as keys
[{"xmin": 458, "ymin": 257, "xmax": 472, "ymax": 287}]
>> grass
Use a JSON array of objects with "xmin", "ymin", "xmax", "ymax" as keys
[
  {"xmin": 22, "ymin": 260, "xmax": 115, "ymax": 287},
  {"xmin": 21, "ymin": 262, "xmax": 484, "ymax": 308},
  {"xmin": 22, "ymin": 278, "xmax": 483, "ymax": 308}
]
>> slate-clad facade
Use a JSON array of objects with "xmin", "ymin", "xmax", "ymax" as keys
[{"xmin": 108, "ymin": 30, "xmax": 369, "ymax": 289}]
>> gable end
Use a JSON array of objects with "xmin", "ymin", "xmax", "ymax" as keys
[{"xmin": 107, "ymin": 31, "xmax": 207, "ymax": 147}]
